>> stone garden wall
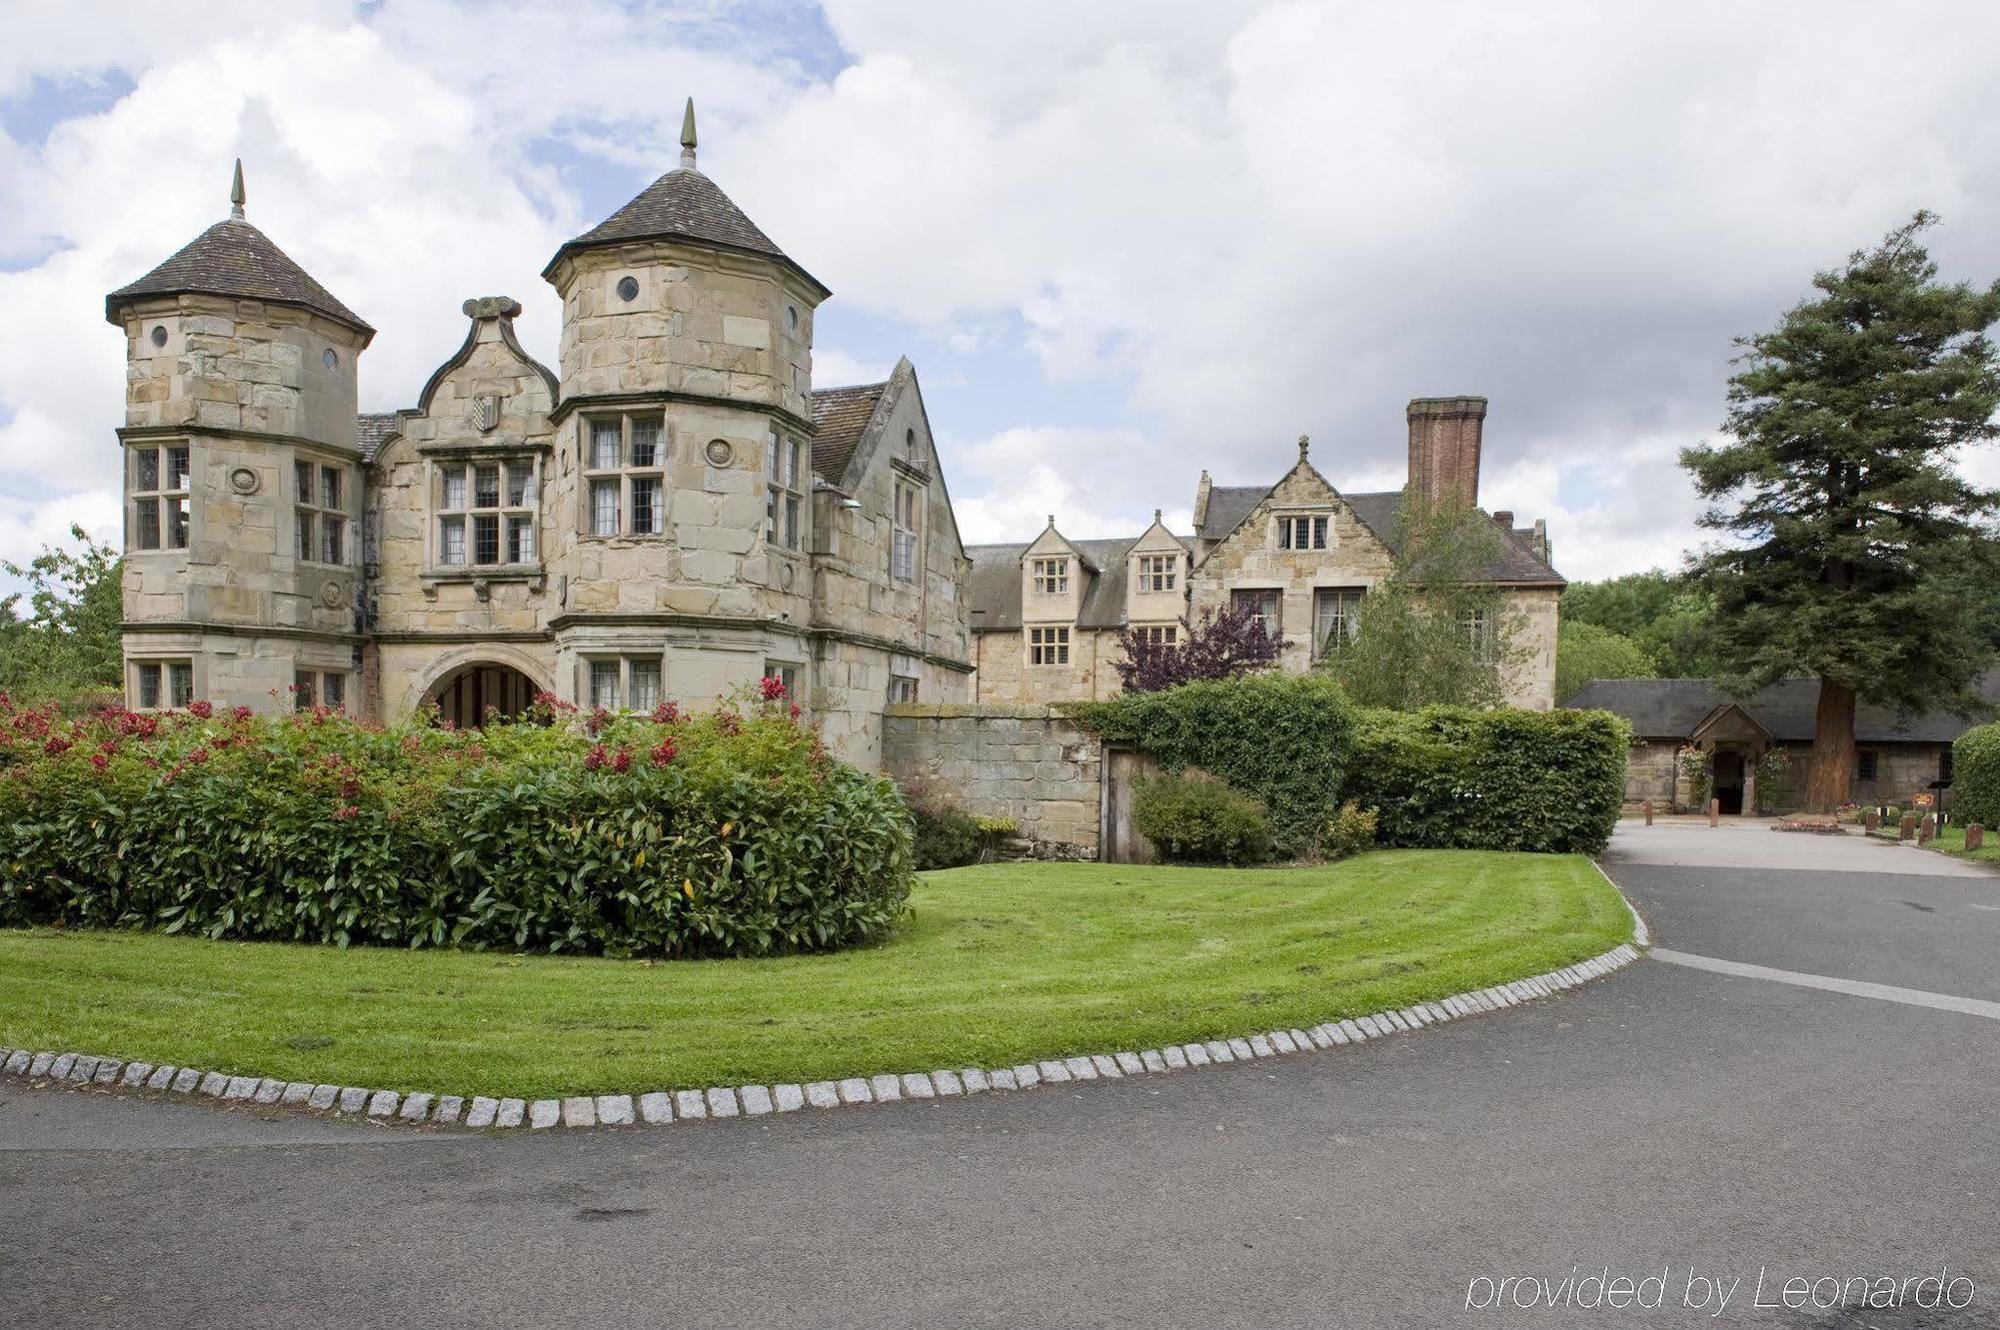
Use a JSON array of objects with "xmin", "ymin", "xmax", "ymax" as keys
[{"xmin": 882, "ymin": 704, "xmax": 1101, "ymax": 859}]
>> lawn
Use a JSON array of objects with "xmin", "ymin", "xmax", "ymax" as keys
[
  {"xmin": 1914, "ymin": 823, "xmax": 2000, "ymax": 866},
  {"xmin": 0, "ymin": 851, "xmax": 1631, "ymax": 1099}
]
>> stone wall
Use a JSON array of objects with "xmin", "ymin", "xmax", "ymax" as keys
[{"xmin": 882, "ymin": 704, "xmax": 1102, "ymax": 858}]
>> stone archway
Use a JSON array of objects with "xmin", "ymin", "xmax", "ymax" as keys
[{"xmin": 427, "ymin": 662, "xmax": 540, "ymax": 729}]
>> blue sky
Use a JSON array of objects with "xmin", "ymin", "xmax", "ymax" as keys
[{"xmin": 5, "ymin": 0, "xmax": 2000, "ymax": 591}]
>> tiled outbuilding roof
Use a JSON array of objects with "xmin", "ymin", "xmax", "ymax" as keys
[
  {"xmin": 105, "ymin": 217, "xmax": 372, "ymax": 334},
  {"xmin": 1563, "ymin": 674, "xmax": 2000, "ymax": 743},
  {"xmin": 541, "ymin": 168, "xmax": 828, "ymax": 296},
  {"xmin": 357, "ymin": 413, "xmax": 400, "ymax": 463},
  {"xmin": 809, "ymin": 382, "xmax": 886, "ymax": 483}
]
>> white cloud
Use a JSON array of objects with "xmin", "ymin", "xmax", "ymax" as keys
[{"xmin": 7, "ymin": 0, "xmax": 2000, "ymax": 588}]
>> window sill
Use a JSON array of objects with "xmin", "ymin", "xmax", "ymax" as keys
[
  {"xmin": 420, "ymin": 566, "xmax": 547, "ymax": 600},
  {"xmin": 578, "ymin": 533, "xmax": 668, "ymax": 543}
]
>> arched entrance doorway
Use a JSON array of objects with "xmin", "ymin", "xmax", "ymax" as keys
[{"xmin": 428, "ymin": 662, "xmax": 538, "ymax": 729}]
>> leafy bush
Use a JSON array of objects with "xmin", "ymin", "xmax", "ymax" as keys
[
  {"xmin": 0, "ymin": 689, "xmax": 912, "ymax": 957},
  {"xmin": 1131, "ymin": 775, "xmax": 1272, "ymax": 865},
  {"xmin": 1111, "ymin": 603, "xmax": 1283, "ymax": 693},
  {"xmin": 1074, "ymin": 673, "xmax": 1355, "ymax": 857},
  {"xmin": 1952, "ymin": 722, "xmax": 2000, "ymax": 829},
  {"xmin": 1343, "ymin": 707, "xmax": 1630, "ymax": 854},
  {"xmin": 1323, "ymin": 801, "xmax": 1379, "ymax": 859},
  {"xmin": 909, "ymin": 801, "xmax": 982, "ymax": 871}
]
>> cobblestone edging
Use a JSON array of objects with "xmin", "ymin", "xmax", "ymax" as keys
[{"xmin": 0, "ymin": 932, "xmax": 1647, "ymax": 1134}]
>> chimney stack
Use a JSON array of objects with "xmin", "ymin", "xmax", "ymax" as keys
[{"xmin": 1406, "ymin": 396, "xmax": 1487, "ymax": 510}]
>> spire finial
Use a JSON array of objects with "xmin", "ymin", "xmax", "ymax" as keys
[
  {"xmin": 1298, "ymin": 433, "xmax": 1310, "ymax": 461},
  {"xmin": 680, "ymin": 98, "xmax": 698, "ymax": 169},
  {"xmin": 229, "ymin": 158, "xmax": 246, "ymax": 219}
]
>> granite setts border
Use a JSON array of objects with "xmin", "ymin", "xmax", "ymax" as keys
[{"xmin": 0, "ymin": 933, "xmax": 1647, "ymax": 1132}]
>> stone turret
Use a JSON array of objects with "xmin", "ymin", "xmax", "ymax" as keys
[
  {"xmin": 106, "ymin": 160, "xmax": 371, "ymax": 712},
  {"xmin": 536, "ymin": 99, "xmax": 834, "ymax": 701}
]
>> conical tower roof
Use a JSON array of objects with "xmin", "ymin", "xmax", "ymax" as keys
[
  {"xmin": 104, "ymin": 159, "xmax": 372, "ymax": 337},
  {"xmin": 540, "ymin": 100, "xmax": 828, "ymax": 297}
]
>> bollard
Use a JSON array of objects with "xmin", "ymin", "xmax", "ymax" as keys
[
  {"xmin": 1708, "ymin": 798, "xmax": 1720, "ymax": 828},
  {"xmin": 1968, "ymin": 823, "xmax": 1985, "ymax": 852},
  {"xmin": 1864, "ymin": 810, "xmax": 1880, "ymax": 832},
  {"xmin": 1643, "ymin": 799, "xmax": 1653, "ymax": 826},
  {"xmin": 1919, "ymin": 815, "xmax": 1935, "ymax": 844},
  {"xmin": 1900, "ymin": 814, "xmax": 1917, "ymax": 842}
]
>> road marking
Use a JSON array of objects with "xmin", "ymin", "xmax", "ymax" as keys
[{"xmin": 1651, "ymin": 948, "xmax": 2000, "ymax": 1022}]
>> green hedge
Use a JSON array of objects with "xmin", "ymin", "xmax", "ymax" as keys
[
  {"xmin": 1073, "ymin": 673, "xmax": 1355, "ymax": 856},
  {"xmin": 0, "ymin": 693, "xmax": 912, "ymax": 957},
  {"xmin": 1078, "ymin": 676, "xmax": 1627, "ymax": 859},
  {"xmin": 1952, "ymin": 722, "xmax": 2000, "ymax": 829},
  {"xmin": 1343, "ymin": 706, "xmax": 1630, "ymax": 854}
]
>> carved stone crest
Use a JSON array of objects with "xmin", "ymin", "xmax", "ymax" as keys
[{"xmin": 471, "ymin": 395, "xmax": 501, "ymax": 433}]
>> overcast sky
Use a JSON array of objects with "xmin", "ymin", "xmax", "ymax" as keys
[{"xmin": 5, "ymin": 0, "xmax": 2000, "ymax": 589}]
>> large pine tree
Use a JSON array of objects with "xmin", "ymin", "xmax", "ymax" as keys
[{"xmin": 1682, "ymin": 212, "xmax": 2000, "ymax": 811}]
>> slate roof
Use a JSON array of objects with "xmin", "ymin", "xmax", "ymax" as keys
[
  {"xmin": 357, "ymin": 413, "xmax": 401, "ymax": 463},
  {"xmin": 1199, "ymin": 483, "xmax": 1562, "ymax": 587},
  {"xmin": 966, "ymin": 532, "xmax": 1191, "ymax": 632},
  {"xmin": 1563, "ymin": 674, "xmax": 2000, "ymax": 744},
  {"xmin": 541, "ymin": 167, "xmax": 828, "ymax": 296},
  {"xmin": 809, "ymin": 382, "xmax": 886, "ymax": 483},
  {"xmin": 1197, "ymin": 485, "xmax": 1270, "ymax": 543},
  {"xmin": 105, "ymin": 217, "xmax": 372, "ymax": 334}
]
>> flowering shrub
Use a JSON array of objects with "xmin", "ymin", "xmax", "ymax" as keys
[{"xmin": 0, "ymin": 684, "xmax": 912, "ymax": 957}]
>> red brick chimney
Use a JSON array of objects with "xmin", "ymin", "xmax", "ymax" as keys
[{"xmin": 1406, "ymin": 396, "xmax": 1487, "ymax": 510}]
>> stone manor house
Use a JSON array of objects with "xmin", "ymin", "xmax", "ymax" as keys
[
  {"xmin": 107, "ymin": 110, "xmax": 970, "ymax": 767},
  {"xmin": 106, "ymin": 106, "xmax": 1560, "ymax": 770},
  {"xmin": 967, "ymin": 399, "xmax": 1563, "ymax": 711}
]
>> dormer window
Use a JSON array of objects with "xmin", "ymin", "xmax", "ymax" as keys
[
  {"xmin": 1137, "ymin": 553, "xmax": 1177, "ymax": 592},
  {"xmin": 1279, "ymin": 515, "xmax": 1328, "ymax": 550},
  {"xmin": 1033, "ymin": 558, "xmax": 1069, "ymax": 595}
]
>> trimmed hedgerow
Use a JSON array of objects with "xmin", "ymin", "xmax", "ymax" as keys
[
  {"xmin": 1131, "ymin": 774, "xmax": 1274, "ymax": 866},
  {"xmin": 0, "ymin": 687, "xmax": 913, "ymax": 957},
  {"xmin": 1343, "ymin": 706, "xmax": 1630, "ymax": 855},
  {"xmin": 1951, "ymin": 722, "xmax": 2000, "ymax": 830},
  {"xmin": 1073, "ymin": 673, "xmax": 1355, "ymax": 857}
]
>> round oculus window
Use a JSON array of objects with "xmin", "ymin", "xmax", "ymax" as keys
[
  {"xmin": 149, "ymin": 325, "xmax": 168, "ymax": 348},
  {"xmin": 616, "ymin": 275, "xmax": 640, "ymax": 302},
  {"xmin": 322, "ymin": 348, "xmax": 339, "ymax": 370}
]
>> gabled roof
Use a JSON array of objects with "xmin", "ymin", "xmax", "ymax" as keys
[
  {"xmin": 541, "ymin": 167, "xmax": 828, "ymax": 297},
  {"xmin": 105, "ymin": 216, "xmax": 372, "ymax": 336},
  {"xmin": 1196, "ymin": 485, "xmax": 1272, "ymax": 542},
  {"xmin": 1564, "ymin": 674, "xmax": 2000, "ymax": 743},
  {"xmin": 1199, "ymin": 479, "xmax": 1561, "ymax": 587},
  {"xmin": 966, "ymin": 531, "xmax": 1191, "ymax": 632},
  {"xmin": 809, "ymin": 381, "xmax": 886, "ymax": 482}
]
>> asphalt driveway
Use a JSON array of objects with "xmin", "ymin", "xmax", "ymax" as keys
[{"xmin": 2, "ymin": 825, "xmax": 1995, "ymax": 1328}]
